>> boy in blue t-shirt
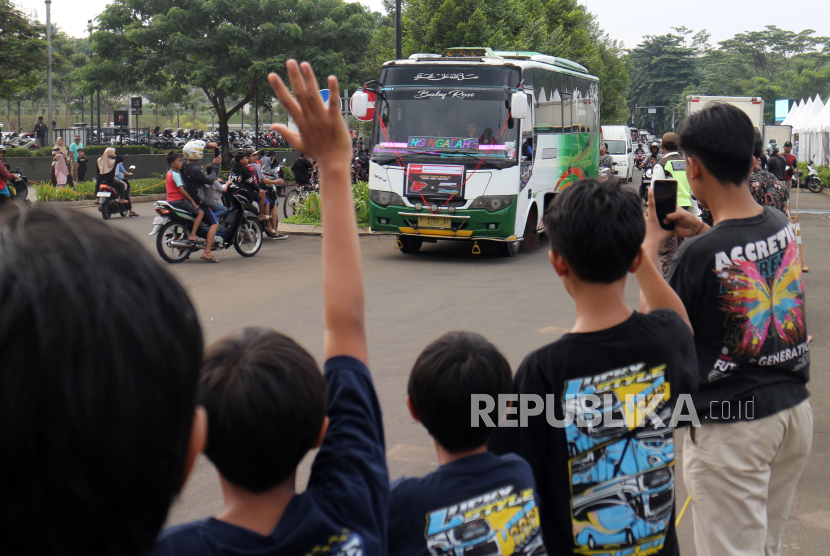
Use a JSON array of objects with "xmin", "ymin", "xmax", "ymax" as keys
[
  {"xmin": 389, "ymin": 332, "xmax": 548, "ymax": 556},
  {"xmin": 155, "ymin": 61, "xmax": 388, "ymax": 555},
  {"xmin": 490, "ymin": 179, "xmax": 699, "ymax": 555}
]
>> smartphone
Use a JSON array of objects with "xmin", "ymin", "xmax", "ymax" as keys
[{"xmin": 652, "ymin": 179, "xmax": 678, "ymax": 231}]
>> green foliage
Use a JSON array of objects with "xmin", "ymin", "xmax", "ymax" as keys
[
  {"xmin": 398, "ymin": 0, "xmax": 630, "ymax": 123},
  {"xmin": 0, "ymin": 0, "xmax": 47, "ymax": 98},
  {"xmin": 282, "ymin": 165, "xmax": 294, "ymax": 181},
  {"xmin": 631, "ymin": 25, "xmax": 830, "ymax": 134},
  {"xmin": 90, "ymin": 0, "xmax": 376, "ymax": 166},
  {"xmin": 4, "ymin": 148, "xmax": 32, "ymax": 157},
  {"xmin": 34, "ymin": 185, "xmax": 87, "ymax": 202},
  {"xmin": 283, "ymin": 181, "xmax": 370, "ymax": 226}
]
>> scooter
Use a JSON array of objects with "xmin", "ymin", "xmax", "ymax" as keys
[
  {"xmin": 149, "ymin": 185, "xmax": 263, "ymax": 263},
  {"xmin": 802, "ymin": 161, "xmax": 823, "ymax": 193},
  {"xmin": 97, "ymin": 165, "xmax": 137, "ymax": 219},
  {"xmin": 639, "ymin": 165, "xmax": 653, "ymax": 206}
]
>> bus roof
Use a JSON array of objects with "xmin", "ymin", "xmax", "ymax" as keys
[{"xmin": 399, "ymin": 48, "xmax": 596, "ymax": 80}]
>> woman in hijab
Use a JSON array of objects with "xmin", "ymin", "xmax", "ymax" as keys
[
  {"xmin": 52, "ymin": 138, "xmax": 70, "ymax": 187},
  {"xmin": 95, "ymin": 147, "xmax": 130, "ymax": 208}
]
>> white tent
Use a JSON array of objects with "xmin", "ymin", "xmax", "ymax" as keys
[
  {"xmin": 799, "ymin": 96, "xmax": 825, "ymax": 163},
  {"xmin": 792, "ymin": 97, "xmax": 817, "ymax": 133},
  {"xmin": 781, "ymin": 101, "xmax": 799, "ymax": 126},
  {"xmin": 805, "ymin": 96, "xmax": 830, "ymax": 166}
]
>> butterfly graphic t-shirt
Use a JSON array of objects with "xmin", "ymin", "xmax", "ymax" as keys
[{"xmin": 668, "ymin": 207, "xmax": 810, "ymax": 421}]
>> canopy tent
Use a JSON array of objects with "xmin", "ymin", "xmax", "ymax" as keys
[
  {"xmin": 792, "ymin": 96, "xmax": 818, "ymax": 133},
  {"xmin": 781, "ymin": 101, "xmax": 800, "ymax": 126},
  {"xmin": 794, "ymin": 95, "xmax": 827, "ymax": 164}
]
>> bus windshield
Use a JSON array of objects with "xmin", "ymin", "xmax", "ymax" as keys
[{"xmin": 371, "ymin": 66, "xmax": 521, "ymax": 166}]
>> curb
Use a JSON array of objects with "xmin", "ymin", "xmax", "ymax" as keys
[
  {"xmin": 43, "ymin": 193, "xmax": 167, "ymax": 207},
  {"xmin": 279, "ymin": 223, "xmax": 393, "ymax": 237}
]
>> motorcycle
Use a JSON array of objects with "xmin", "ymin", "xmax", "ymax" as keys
[
  {"xmin": 639, "ymin": 165, "xmax": 653, "ymax": 206},
  {"xmin": 149, "ymin": 185, "xmax": 263, "ymax": 263},
  {"xmin": 599, "ymin": 162, "xmax": 617, "ymax": 180},
  {"xmin": 1, "ymin": 164, "xmax": 31, "ymax": 206},
  {"xmin": 97, "ymin": 165, "xmax": 136, "ymax": 220},
  {"xmin": 634, "ymin": 153, "xmax": 646, "ymax": 170},
  {"xmin": 802, "ymin": 161, "xmax": 823, "ymax": 193}
]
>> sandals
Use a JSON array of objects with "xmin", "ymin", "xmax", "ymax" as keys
[
  {"xmin": 201, "ymin": 254, "xmax": 219, "ymax": 263},
  {"xmin": 129, "ymin": 212, "xmax": 139, "ymax": 217},
  {"xmin": 266, "ymin": 229, "xmax": 278, "ymax": 238}
]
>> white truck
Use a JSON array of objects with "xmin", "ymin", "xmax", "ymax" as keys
[
  {"xmin": 685, "ymin": 96, "xmax": 765, "ymax": 131},
  {"xmin": 763, "ymin": 125, "xmax": 793, "ymax": 152}
]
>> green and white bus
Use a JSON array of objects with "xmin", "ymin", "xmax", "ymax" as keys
[{"xmin": 352, "ymin": 47, "xmax": 600, "ymax": 256}]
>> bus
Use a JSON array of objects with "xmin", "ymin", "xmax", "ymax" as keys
[{"xmin": 353, "ymin": 47, "xmax": 600, "ymax": 257}]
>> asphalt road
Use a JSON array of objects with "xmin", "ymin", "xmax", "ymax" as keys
[{"xmin": 93, "ymin": 173, "xmax": 829, "ymax": 554}]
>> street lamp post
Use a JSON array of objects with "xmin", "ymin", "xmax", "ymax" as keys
[
  {"xmin": 395, "ymin": 0, "xmax": 402, "ymax": 59},
  {"xmin": 46, "ymin": 0, "xmax": 53, "ymax": 146},
  {"xmin": 88, "ymin": 20, "xmax": 93, "ymax": 144}
]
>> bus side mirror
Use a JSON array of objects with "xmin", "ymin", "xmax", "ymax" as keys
[
  {"xmin": 351, "ymin": 91, "xmax": 369, "ymax": 119},
  {"xmin": 511, "ymin": 92, "xmax": 528, "ymax": 119}
]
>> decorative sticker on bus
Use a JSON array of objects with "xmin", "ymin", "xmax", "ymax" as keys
[
  {"xmin": 405, "ymin": 164, "xmax": 465, "ymax": 198},
  {"xmin": 408, "ymin": 136, "xmax": 479, "ymax": 149},
  {"xmin": 413, "ymin": 73, "xmax": 479, "ymax": 82},
  {"xmin": 414, "ymin": 90, "xmax": 476, "ymax": 100}
]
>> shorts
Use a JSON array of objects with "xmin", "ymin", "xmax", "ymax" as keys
[
  {"xmin": 170, "ymin": 199, "xmax": 198, "ymax": 213},
  {"xmin": 210, "ymin": 203, "xmax": 227, "ymax": 217},
  {"xmin": 169, "ymin": 200, "xmax": 217, "ymax": 225}
]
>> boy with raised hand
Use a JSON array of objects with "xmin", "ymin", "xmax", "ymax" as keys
[
  {"xmin": 389, "ymin": 331, "xmax": 547, "ymax": 556},
  {"xmin": 643, "ymin": 103, "xmax": 811, "ymax": 556},
  {"xmin": 490, "ymin": 178, "xmax": 699, "ymax": 556},
  {"xmin": 155, "ymin": 60, "xmax": 388, "ymax": 555}
]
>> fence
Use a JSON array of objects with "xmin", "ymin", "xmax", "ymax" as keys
[{"xmin": 51, "ymin": 127, "xmax": 152, "ymax": 148}]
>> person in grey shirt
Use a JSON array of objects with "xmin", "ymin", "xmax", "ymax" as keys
[{"xmin": 599, "ymin": 143, "xmax": 614, "ymax": 168}]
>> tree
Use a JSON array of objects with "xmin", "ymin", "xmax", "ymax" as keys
[
  {"xmin": 0, "ymin": 0, "xmax": 46, "ymax": 99},
  {"xmin": 628, "ymin": 33, "xmax": 698, "ymax": 134},
  {"xmin": 401, "ymin": 0, "xmax": 630, "ymax": 123},
  {"xmin": 88, "ymin": 0, "xmax": 375, "ymax": 165}
]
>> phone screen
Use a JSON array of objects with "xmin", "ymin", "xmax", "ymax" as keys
[{"xmin": 653, "ymin": 179, "xmax": 678, "ymax": 231}]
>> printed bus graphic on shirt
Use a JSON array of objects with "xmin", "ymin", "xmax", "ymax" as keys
[
  {"xmin": 423, "ymin": 486, "xmax": 547, "ymax": 555},
  {"xmin": 305, "ymin": 528, "xmax": 363, "ymax": 556},
  {"xmin": 563, "ymin": 363, "xmax": 675, "ymax": 556}
]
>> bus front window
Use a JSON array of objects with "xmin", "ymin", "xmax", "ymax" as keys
[{"xmin": 372, "ymin": 66, "xmax": 521, "ymax": 166}]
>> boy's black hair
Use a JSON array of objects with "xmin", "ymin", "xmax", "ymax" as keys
[
  {"xmin": 408, "ymin": 331, "xmax": 512, "ymax": 453},
  {"xmin": 233, "ymin": 150, "xmax": 248, "ymax": 163},
  {"xmin": 753, "ymin": 129, "xmax": 764, "ymax": 159},
  {"xmin": 543, "ymin": 178, "xmax": 644, "ymax": 283},
  {"xmin": 205, "ymin": 163, "xmax": 214, "ymax": 174},
  {"xmin": 199, "ymin": 327, "xmax": 327, "ymax": 493},
  {"xmin": 679, "ymin": 103, "xmax": 755, "ymax": 186},
  {"xmin": 0, "ymin": 206, "xmax": 203, "ymax": 554},
  {"xmin": 166, "ymin": 150, "xmax": 182, "ymax": 165}
]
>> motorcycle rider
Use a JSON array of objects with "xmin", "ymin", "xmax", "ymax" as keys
[
  {"xmin": 247, "ymin": 149, "xmax": 287, "ymax": 240},
  {"xmin": 0, "ymin": 146, "xmax": 15, "ymax": 205},
  {"xmin": 648, "ymin": 140, "xmax": 660, "ymax": 160},
  {"xmin": 599, "ymin": 143, "xmax": 614, "ymax": 168},
  {"xmin": 651, "ymin": 132, "xmax": 692, "ymax": 277},
  {"xmin": 180, "ymin": 140, "xmax": 222, "ymax": 263},
  {"xmin": 634, "ymin": 143, "xmax": 645, "ymax": 155}
]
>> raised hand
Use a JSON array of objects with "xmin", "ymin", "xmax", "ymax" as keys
[{"xmin": 267, "ymin": 60, "xmax": 352, "ymax": 171}]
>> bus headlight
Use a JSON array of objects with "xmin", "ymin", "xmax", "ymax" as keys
[
  {"xmin": 369, "ymin": 189, "xmax": 405, "ymax": 207},
  {"xmin": 469, "ymin": 195, "xmax": 514, "ymax": 212}
]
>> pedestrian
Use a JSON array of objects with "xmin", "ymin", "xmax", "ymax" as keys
[
  {"xmin": 766, "ymin": 143, "xmax": 788, "ymax": 182},
  {"xmin": 34, "ymin": 116, "xmax": 48, "ymax": 148},
  {"xmin": 291, "ymin": 152, "xmax": 314, "ymax": 189},
  {"xmin": 76, "ymin": 149, "xmax": 88, "ymax": 182},
  {"xmin": 644, "ymin": 103, "xmax": 811, "ymax": 556},
  {"xmin": 69, "ymin": 134, "xmax": 84, "ymax": 183},
  {"xmin": 749, "ymin": 132, "xmax": 789, "ymax": 217},
  {"xmin": 783, "ymin": 141, "xmax": 797, "ymax": 189},
  {"xmin": 52, "ymin": 137, "xmax": 70, "ymax": 187},
  {"xmin": 651, "ymin": 132, "xmax": 692, "ymax": 276},
  {"xmin": 490, "ymin": 178, "xmax": 698, "ymax": 555},
  {"xmin": 0, "ymin": 206, "xmax": 205, "ymax": 554}
]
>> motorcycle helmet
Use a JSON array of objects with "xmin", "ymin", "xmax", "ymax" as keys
[
  {"xmin": 649, "ymin": 141, "xmax": 659, "ymax": 149},
  {"xmin": 183, "ymin": 140, "xmax": 207, "ymax": 161},
  {"xmin": 768, "ymin": 143, "xmax": 779, "ymax": 155}
]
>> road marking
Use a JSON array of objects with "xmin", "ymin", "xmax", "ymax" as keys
[{"xmin": 676, "ymin": 495, "xmax": 691, "ymax": 526}]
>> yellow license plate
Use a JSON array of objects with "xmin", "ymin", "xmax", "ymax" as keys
[{"xmin": 418, "ymin": 216, "xmax": 452, "ymax": 229}]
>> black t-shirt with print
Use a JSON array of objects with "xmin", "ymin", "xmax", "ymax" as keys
[
  {"xmin": 389, "ymin": 452, "xmax": 547, "ymax": 556},
  {"xmin": 490, "ymin": 310, "xmax": 698, "ymax": 556},
  {"xmin": 766, "ymin": 154, "xmax": 788, "ymax": 182},
  {"xmin": 667, "ymin": 207, "xmax": 810, "ymax": 422},
  {"xmin": 292, "ymin": 158, "xmax": 314, "ymax": 185}
]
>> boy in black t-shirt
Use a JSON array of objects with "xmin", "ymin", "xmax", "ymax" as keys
[
  {"xmin": 76, "ymin": 148, "xmax": 88, "ymax": 182},
  {"xmin": 490, "ymin": 178, "xmax": 699, "ymax": 556},
  {"xmin": 642, "ymin": 103, "xmax": 812, "ymax": 556},
  {"xmin": 389, "ymin": 332, "xmax": 547, "ymax": 556},
  {"xmin": 155, "ymin": 61, "xmax": 388, "ymax": 555}
]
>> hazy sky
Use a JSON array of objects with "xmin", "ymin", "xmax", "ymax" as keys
[{"xmin": 16, "ymin": 0, "xmax": 830, "ymax": 50}]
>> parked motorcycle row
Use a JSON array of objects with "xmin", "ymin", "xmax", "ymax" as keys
[{"xmin": 1, "ymin": 130, "xmax": 39, "ymax": 150}]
